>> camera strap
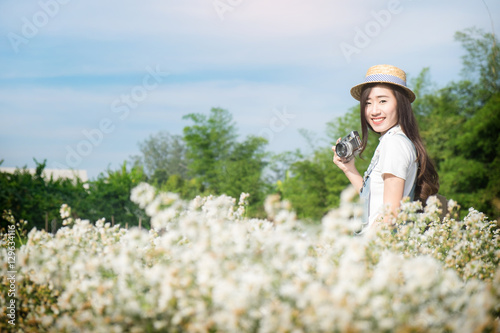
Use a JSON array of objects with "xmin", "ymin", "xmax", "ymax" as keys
[{"xmin": 358, "ymin": 149, "xmax": 380, "ymax": 233}]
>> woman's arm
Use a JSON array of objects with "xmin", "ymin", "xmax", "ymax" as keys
[
  {"xmin": 382, "ymin": 173, "xmax": 405, "ymax": 222},
  {"xmin": 343, "ymin": 164, "xmax": 363, "ymax": 194}
]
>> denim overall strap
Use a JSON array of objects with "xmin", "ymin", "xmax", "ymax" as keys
[
  {"xmin": 394, "ymin": 132, "xmax": 418, "ymax": 202},
  {"xmin": 359, "ymin": 178, "xmax": 371, "ymax": 233},
  {"xmin": 408, "ymin": 172, "xmax": 417, "ymax": 201},
  {"xmin": 358, "ymin": 152, "xmax": 380, "ymax": 233}
]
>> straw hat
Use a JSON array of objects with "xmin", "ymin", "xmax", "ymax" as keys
[{"xmin": 350, "ymin": 64, "xmax": 416, "ymax": 103}]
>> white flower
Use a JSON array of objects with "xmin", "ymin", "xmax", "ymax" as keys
[
  {"xmin": 15, "ymin": 183, "xmax": 499, "ymax": 332},
  {"xmin": 130, "ymin": 182, "xmax": 156, "ymax": 209},
  {"xmin": 59, "ymin": 203, "xmax": 71, "ymax": 219},
  {"xmin": 238, "ymin": 192, "xmax": 250, "ymax": 206}
]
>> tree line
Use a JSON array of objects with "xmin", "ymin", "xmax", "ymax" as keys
[
  {"xmin": 1, "ymin": 28, "xmax": 498, "ymax": 232},
  {"xmin": 0, "ymin": 161, "xmax": 149, "ymax": 232}
]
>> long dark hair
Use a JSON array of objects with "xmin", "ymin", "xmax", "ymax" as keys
[{"xmin": 359, "ymin": 83, "xmax": 439, "ymax": 204}]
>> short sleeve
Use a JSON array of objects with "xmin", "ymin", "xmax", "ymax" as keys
[{"xmin": 377, "ymin": 134, "xmax": 416, "ymax": 180}]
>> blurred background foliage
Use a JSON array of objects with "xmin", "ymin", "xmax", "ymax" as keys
[{"xmin": 1, "ymin": 28, "xmax": 499, "ymax": 232}]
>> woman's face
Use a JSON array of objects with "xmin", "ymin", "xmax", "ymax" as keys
[{"xmin": 364, "ymin": 85, "xmax": 398, "ymax": 135}]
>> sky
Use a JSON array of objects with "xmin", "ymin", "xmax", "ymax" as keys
[{"xmin": 0, "ymin": 0, "xmax": 499, "ymax": 179}]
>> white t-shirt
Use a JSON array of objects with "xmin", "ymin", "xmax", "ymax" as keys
[{"xmin": 368, "ymin": 125, "xmax": 418, "ymax": 226}]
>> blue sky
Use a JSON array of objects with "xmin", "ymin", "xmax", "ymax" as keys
[{"xmin": 1, "ymin": 0, "xmax": 499, "ymax": 179}]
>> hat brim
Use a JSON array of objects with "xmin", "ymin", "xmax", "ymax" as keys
[{"xmin": 350, "ymin": 82, "xmax": 416, "ymax": 103}]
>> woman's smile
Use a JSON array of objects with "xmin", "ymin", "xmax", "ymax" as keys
[{"xmin": 365, "ymin": 86, "xmax": 398, "ymax": 135}]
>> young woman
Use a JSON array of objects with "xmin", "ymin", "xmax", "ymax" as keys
[{"xmin": 333, "ymin": 64, "xmax": 439, "ymax": 230}]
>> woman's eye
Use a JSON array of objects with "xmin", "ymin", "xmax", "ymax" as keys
[{"xmin": 380, "ymin": 100, "xmax": 386, "ymax": 104}]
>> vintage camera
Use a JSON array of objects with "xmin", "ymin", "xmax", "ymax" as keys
[{"xmin": 335, "ymin": 131, "xmax": 362, "ymax": 162}]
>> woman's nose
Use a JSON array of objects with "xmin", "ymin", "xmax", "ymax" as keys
[{"xmin": 368, "ymin": 103, "xmax": 380, "ymax": 115}]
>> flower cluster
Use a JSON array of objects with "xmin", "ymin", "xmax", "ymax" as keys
[
  {"xmin": 1, "ymin": 210, "xmax": 28, "ymax": 246},
  {"xmin": 374, "ymin": 196, "xmax": 500, "ymax": 282},
  {"xmin": 1, "ymin": 183, "xmax": 499, "ymax": 332}
]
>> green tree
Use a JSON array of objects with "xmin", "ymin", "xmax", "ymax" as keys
[
  {"xmin": 412, "ymin": 28, "xmax": 499, "ymax": 218},
  {"xmin": 218, "ymin": 135, "xmax": 269, "ymax": 214},
  {"xmin": 0, "ymin": 160, "xmax": 151, "ymax": 232},
  {"xmin": 455, "ymin": 27, "xmax": 499, "ymax": 101},
  {"xmin": 182, "ymin": 108, "xmax": 269, "ymax": 215},
  {"xmin": 0, "ymin": 160, "xmax": 88, "ymax": 232},
  {"xmin": 130, "ymin": 132, "xmax": 188, "ymax": 185},
  {"xmin": 85, "ymin": 162, "xmax": 149, "ymax": 228},
  {"xmin": 183, "ymin": 107, "xmax": 238, "ymax": 193},
  {"xmin": 280, "ymin": 150, "xmax": 344, "ymax": 219},
  {"xmin": 265, "ymin": 149, "xmax": 303, "ymax": 185},
  {"xmin": 162, "ymin": 174, "xmax": 205, "ymax": 199},
  {"xmin": 451, "ymin": 94, "xmax": 500, "ymax": 217}
]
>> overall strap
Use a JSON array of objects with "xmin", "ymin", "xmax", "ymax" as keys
[
  {"xmin": 394, "ymin": 131, "xmax": 418, "ymax": 201},
  {"xmin": 408, "ymin": 171, "xmax": 418, "ymax": 201}
]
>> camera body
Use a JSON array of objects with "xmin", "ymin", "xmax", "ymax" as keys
[{"xmin": 335, "ymin": 131, "xmax": 362, "ymax": 162}]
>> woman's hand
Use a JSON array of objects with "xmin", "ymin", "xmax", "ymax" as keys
[
  {"xmin": 332, "ymin": 138, "xmax": 356, "ymax": 173},
  {"xmin": 332, "ymin": 138, "xmax": 363, "ymax": 193}
]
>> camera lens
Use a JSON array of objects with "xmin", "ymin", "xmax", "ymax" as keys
[{"xmin": 336, "ymin": 143, "xmax": 348, "ymax": 157}]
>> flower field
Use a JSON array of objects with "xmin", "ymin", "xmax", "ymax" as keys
[{"xmin": 1, "ymin": 183, "xmax": 500, "ymax": 332}]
